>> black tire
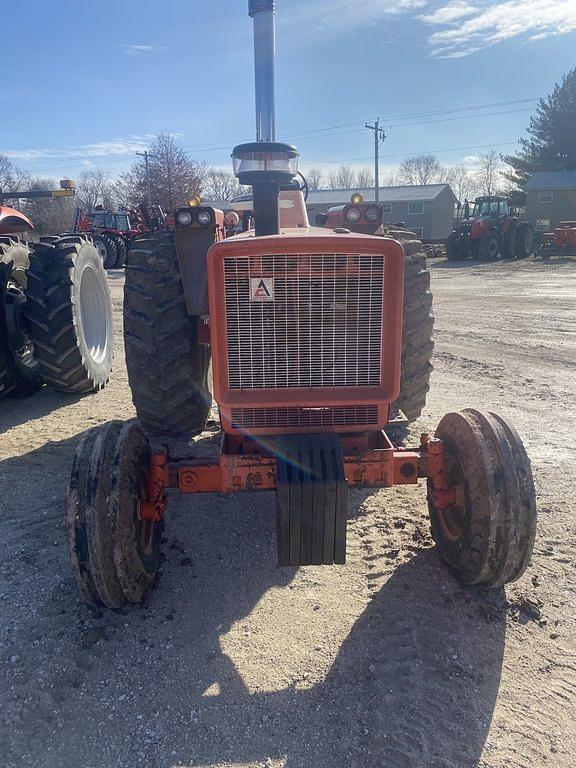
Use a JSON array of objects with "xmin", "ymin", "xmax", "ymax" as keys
[
  {"xmin": 111, "ymin": 236, "xmax": 127, "ymax": 268},
  {"xmin": 501, "ymin": 220, "xmax": 517, "ymax": 260},
  {"xmin": 428, "ymin": 409, "xmax": 537, "ymax": 588},
  {"xmin": 25, "ymin": 235, "xmax": 114, "ymax": 393},
  {"xmin": 445, "ymin": 232, "xmax": 463, "ymax": 261},
  {"xmin": 67, "ymin": 419, "xmax": 162, "ymax": 609},
  {"xmin": 514, "ymin": 223, "xmax": 534, "ymax": 259},
  {"xmin": 0, "ymin": 237, "xmax": 42, "ymax": 398},
  {"xmin": 477, "ymin": 231, "xmax": 500, "ymax": 260},
  {"xmin": 93, "ymin": 234, "xmax": 118, "ymax": 269},
  {"xmin": 386, "ymin": 231, "xmax": 434, "ymax": 422},
  {"xmin": 124, "ymin": 232, "xmax": 211, "ymax": 436}
]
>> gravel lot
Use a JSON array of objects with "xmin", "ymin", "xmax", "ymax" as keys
[{"xmin": 1, "ymin": 257, "xmax": 575, "ymax": 768}]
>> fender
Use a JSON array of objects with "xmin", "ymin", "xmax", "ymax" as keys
[{"xmin": 0, "ymin": 206, "xmax": 34, "ymax": 235}]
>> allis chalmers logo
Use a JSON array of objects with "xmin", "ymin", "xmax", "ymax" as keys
[{"xmin": 250, "ymin": 276, "xmax": 274, "ymax": 302}]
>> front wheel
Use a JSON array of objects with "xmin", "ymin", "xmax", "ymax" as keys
[
  {"xmin": 445, "ymin": 233, "xmax": 463, "ymax": 261},
  {"xmin": 428, "ymin": 409, "xmax": 536, "ymax": 588}
]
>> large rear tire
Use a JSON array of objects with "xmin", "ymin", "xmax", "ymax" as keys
[
  {"xmin": 385, "ymin": 230, "xmax": 434, "ymax": 422},
  {"xmin": 93, "ymin": 234, "xmax": 118, "ymax": 269},
  {"xmin": 0, "ymin": 237, "xmax": 42, "ymax": 398},
  {"xmin": 124, "ymin": 232, "xmax": 211, "ymax": 436},
  {"xmin": 477, "ymin": 231, "xmax": 500, "ymax": 260},
  {"xmin": 25, "ymin": 235, "xmax": 113, "ymax": 393},
  {"xmin": 514, "ymin": 223, "xmax": 534, "ymax": 259},
  {"xmin": 111, "ymin": 235, "xmax": 127, "ymax": 268}
]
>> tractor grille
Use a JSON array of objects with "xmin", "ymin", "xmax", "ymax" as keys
[
  {"xmin": 223, "ymin": 254, "xmax": 384, "ymax": 389},
  {"xmin": 231, "ymin": 406, "xmax": 380, "ymax": 430}
]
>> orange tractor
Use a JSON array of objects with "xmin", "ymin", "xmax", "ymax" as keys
[
  {"xmin": 537, "ymin": 221, "xmax": 576, "ymax": 258},
  {"xmin": 67, "ymin": 0, "xmax": 536, "ymax": 609},
  {"xmin": 0, "ymin": 187, "xmax": 113, "ymax": 399}
]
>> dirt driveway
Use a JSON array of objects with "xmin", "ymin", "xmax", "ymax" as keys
[{"xmin": 1, "ymin": 258, "xmax": 575, "ymax": 768}]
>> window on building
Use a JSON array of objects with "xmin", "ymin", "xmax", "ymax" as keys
[
  {"xmin": 408, "ymin": 201, "xmax": 424, "ymax": 215},
  {"xmin": 538, "ymin": 190, "xmax": 553, "ymax": 204},
  {"xmin": 381, "ymin": 203, "xmax": 392, "ymax": 214},
  {"xmin": 536, "ymin": 219, "xmax": 550, "ymax": 232}
]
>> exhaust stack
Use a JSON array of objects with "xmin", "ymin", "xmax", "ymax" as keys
[{"xmin": 232, "ymin": 0, "xmax": 299, "ymax": 237}]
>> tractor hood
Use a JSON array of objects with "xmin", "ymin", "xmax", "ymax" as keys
[{"xmin": 0, "ymin": 206, "xmax": 34, "ymax": 235}]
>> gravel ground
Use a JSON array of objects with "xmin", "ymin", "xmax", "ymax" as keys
[{"xmin": 0, "ymin": 257, "xmax": 575, "ymax": 768}]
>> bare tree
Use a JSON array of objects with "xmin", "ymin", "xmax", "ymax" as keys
[
  {"xmin": 398, "ymin": 154, "xmax": 445, "ymax": 185},
  {"xmin": 76, "ymin": 169, "xmax": 115, "ymax": 211},
  {"xmin": 328, "ymin": 164, "xmax": 357, "ymax": 189},
  {"xmin": 475, "ymin": 151, "xmax": 502, "ymax": 197},
  {"xmin": 19, "ymin": 177, "xmax": 75, "ymax": 235},
  {"xmin": 446, "ymin": 165, "xmax": 478, "ymax": 203},
  {"xmin": 356, "ymin": 167, "xmax": 375, "ymax": 189},
  {"xmin": 202, "ymin": 169, "xmax": 245, "ymax": 201},
  {"xmin": 306, "ymin": 167, "xmax": 325, "ymax": 191},
  {"xmin": 115, "ymin": 132, "xmax": 207, "ymax": 210},
  {"xmin": 0, "ymin": 154, "xmax": 29, "ymax": 194}
]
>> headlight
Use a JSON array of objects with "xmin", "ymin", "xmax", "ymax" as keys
[
  {"xmin": 364, "ymin": 206, "xmax": 381, "ymax": 223},
  {"xmin": 177, "ymin": 210, "xmax": 193, "ymax": 227},
  {"xmin": 345, "ymin": 206, "xmax": 361, "ymax": 224},
  {"xmin": 197, "ymin": 210, "xmax": 213, "ymax": 226}
]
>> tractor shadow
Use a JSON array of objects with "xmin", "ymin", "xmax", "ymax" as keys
[
  {"xmin": 0, "ymin": 386, "xmax": 83, "ymax": 432},
  {"xmin": 1, "ymin": 428, "xmax": 507, "ymax": 768}
]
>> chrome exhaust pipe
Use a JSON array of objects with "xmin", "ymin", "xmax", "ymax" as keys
[{"xmin": 249, "ymin": 0, "xmax": 276, "ymax": 142}]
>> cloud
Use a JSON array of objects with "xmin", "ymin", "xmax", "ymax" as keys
[
  {"xmin": 4, "ymin": 136, "xmax": 154, "ymax": 163},
  {"xmin": 421, "ymin": 0, "xmax": 576, "ymax": 58},
  {"xmin": 285, "ymin": 0, "xmax": 427, "ymax": 35},
  {"xmin": 118, "ymin": 44, "xmax": 167, "ymax": 56}
]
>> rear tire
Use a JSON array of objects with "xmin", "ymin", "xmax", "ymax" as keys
[
  {"xmin": 124, "ymin": 232, "xmax": 211, "ymax": 436},
  {"xmin": 25, "ymin": 235, "xmax": 114, "ymax": 393},
  {"xmin": 514, "ymin": 224, "xmax": 533, "ymax": 259},
  {"xmin": 94, "ymin": 234, "xmax": 118, "ymax": 269},
  {"xmin": 112, "ymin": 236, "xmax": 127, "ymax": 268},
  {"xmin": 386, "ymin": 230, "xmax": 434, "ymax": 422},
  {"xmin": 477, "ymin": 232, "xmax": 500, "ymax": 260},
  {"xmin": 0, "ymin": 237, "xmax": 42, "ymax": 398}
]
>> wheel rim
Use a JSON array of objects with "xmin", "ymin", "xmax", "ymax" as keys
[
  {"xmin": 78, "ymin": 264, "xmax": 109, "ymax": 365},
  {"xmin": 4, "ymin": 268, "xmax": 36, "ymax": 370},
  {"xmin": 488, "ymin": 238, "xmax": 498, "ymax": 257},
  {"xmin": 136, "ymin": 469, "xmax": 163, "ymax": 573},
  {"xmin": 437, "ymin": 457, "xmax": 466, "ymax": 543}
]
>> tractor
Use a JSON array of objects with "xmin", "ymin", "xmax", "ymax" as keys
[
  {"xmin": 74, "ymin": 204, "xmax": 169, "ymax": 269},
  {"xmin": 536, "ymin": 221, "xmax": 576, "ymax": 259},
  {"xmin": 0, "ymin": 203, "xmax": 113, "ymax": 399},
  {"xmin": 67, "ymin": 0, "xmax": 536, "ymax": 610},
  {"xmin": 446, "ymin": 195, "xmax": 534, "ymax": 261}
]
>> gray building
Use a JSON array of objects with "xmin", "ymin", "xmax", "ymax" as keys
[
  {"xmin": 525, "ymin": 171, "xmax": 576, "ymax": 232},
  {"xmin": 305, "ymin": 184, "xmax": 457, "ymax": 242}
]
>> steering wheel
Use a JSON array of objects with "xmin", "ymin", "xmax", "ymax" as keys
[{"xmin": 297, "ymin": 172, "xmax": 309, "ymax": 202}]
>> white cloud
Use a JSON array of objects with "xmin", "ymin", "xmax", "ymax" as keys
[
  {"xmin": 422, "ymin": 0, "xmax": 576, "ymax": 58},
  {"xmin": 118, "ymin": 44, "xmax": 166, "ymax": 56},
  {"xmin": 285, "ymin": 0, "xmax": 427, "ymax": 35},
  {"xmin": 4, "ymin": 136, "xmax": 154, "ymax": 163}
]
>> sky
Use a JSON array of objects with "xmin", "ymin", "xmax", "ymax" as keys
[{"xmin": 1, "ymin": 0, "xmax": 575, "ymax": 184}]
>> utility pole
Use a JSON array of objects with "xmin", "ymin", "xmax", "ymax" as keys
[
  {"xmin": 136, "ymin": 150, "xmax": 154, "ymax": 207},
  {"xmin": 365, "ymin": 119, "xmax": 386, "ymax": 203}
]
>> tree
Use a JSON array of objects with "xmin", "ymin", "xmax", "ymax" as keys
[
  {"xmin": 475, "ymin": 151, "xmax": 502, "ymax": 197},
  {"xmin": 504, "ymin": 68, "xmax": 576, "ymax": 185},
  {"xmin": 76, "ymin": 169, "xmax": 115, "ymax": 211},
  {"xmin": 20, "ymin": 177, "xmax": 75, "ymax": 235},
  {"xmin": 307, "ymin": 167, "xmax": 325, "ymax": 191},
  {"xmin": 115, "ymin": 132, "xmax": 207, "ymax": 210},
  {"xmin": 398, "ymin": 154, "xmax": 445, "ymax": 186},
  {"xmin": 0, "ymin": 154, "xmax": 29, "ymax": 194},
  {"xmin": 356, "ymin": 167, "xmax": 375, "ymax": 189},
  {"xmin": 202, "ymin": 169, "xmax": 245, "ymax": 201},
  {"xmin": 328, "ymin": 164, "xmax": 356, "ymax": 189},
  {"xmin": 446, "ymin": 164, "xmax": 478, "ymax": 203}
]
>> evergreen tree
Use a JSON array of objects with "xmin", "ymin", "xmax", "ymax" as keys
[{"xmin": 504, "ymin": 68, "xmax": 576, "ymax": 186}]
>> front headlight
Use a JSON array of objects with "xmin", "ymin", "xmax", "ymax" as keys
[
  {"xmin": 345, "ymin": 206, "xmax": 361, "ymax": 224},
  {"xmin": 364, "ymin": 206, "xmax": 381, "ymax": 223},
  {"xmin": 197, "ymin": 210, "xmax": 213, "ymax": 226},
  {"xmin": 177, "ymin": 210, "xmax": 193, "ymax": 227}
]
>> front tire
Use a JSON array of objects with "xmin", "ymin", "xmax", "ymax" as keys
[
  {"xmin": 428, "ymin": 409, "xmax": 536, "ymax": 588},
  {"xmin": 445, "ymin": 233, "xmax": 463, "ymax": 261},
  {"xmin": 124, "ymin": 232, "xmax": 211, "ymax": 436}
]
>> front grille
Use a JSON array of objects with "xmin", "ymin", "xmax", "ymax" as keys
[
  {"xmin": 231, "ymin": 405, "xmax": 380, "ymax": 429},
  {"xmin": 223, "ymin": 253, "xmax": 384, "ymax": 389}
]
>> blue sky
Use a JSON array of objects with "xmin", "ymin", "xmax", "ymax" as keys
[{"xmin": 2, "ymin": 0, "xmax": 575, "ymax": 181}]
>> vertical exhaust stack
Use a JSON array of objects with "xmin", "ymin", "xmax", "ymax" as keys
[{"xmin": 232, "ymin": 0, "xmax": 299, "ymax": 237}]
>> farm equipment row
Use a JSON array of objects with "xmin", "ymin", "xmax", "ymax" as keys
[{"xmin": 68, "ymin": 0, "xmax": 537, "ymax": 611}]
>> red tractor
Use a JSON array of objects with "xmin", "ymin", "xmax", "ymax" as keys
[
  {"xmin": 67, "ymin": 0, "xmax": 536, "ymax": 610},
  {"xmin": 446, "ymin": 196, "xmax": 534, "ymax": 261},
  {"xmin": 75, "ymin": 204, "xmax": 169, "ymax": 269},
  {"xmin": 0, "ymin": 204, "xmax": 113, "ymax": 399}
]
